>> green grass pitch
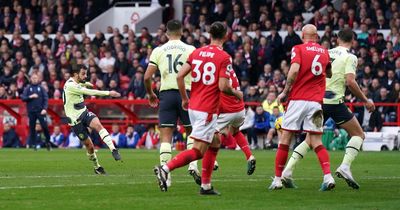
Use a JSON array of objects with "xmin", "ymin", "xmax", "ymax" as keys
[{"xmin": 0, "ymin": 149, "xmax": 399, "ymax": 210}]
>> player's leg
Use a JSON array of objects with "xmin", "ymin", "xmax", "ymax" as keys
[
  {"xmin": 178, "ymin": 97, "xmax": 200, "ymax": 183},
  {"xmin": 158, "ymin": 127, "xmax": 174, "ymax": 165},
  {"xmin": 304, "ymin": 105, "xmax": 335, "ymax": 191},
  {"xmin": 83, "ymin": 138, "xmax": 106, "ymax": 175},
  {"xmin": 308, "ymin": 134, "xmax": 335, "ymax": 191},
  {"xmin": 325, "ymin": 103, "xmax": 362, "ymax": 189},
  {"xmin": 155, "ymin": 139, "xmax": 209, "ymax": 192},
  {"xmin": 336, "ymin": 116, "xmax": 364, "ymax": 189},
  {"xmin": 200, "ymin": 134, "xmax": 221, "ymax": 195},
  {"xmin": 185, "ymin": 127, "xmax": 201, "ymax": 185},
  {"xmin": 37, "ymin": 112, "xmax": 51, "ymax": 151},
  {"xmin": 269, "ymin": 101, "xmax": 302, "ymax": 190},
  {"xmin": 269, "ymin": 130, "xmax": 294, "ymax": 190},
  {"xmin": 229, "ymin": 110, "xmax": 256, "ymax": 175},
  {"xmin": 88, "ymin": 115, "xmax": 121, "ymax": 161},
  {"xmin": 281, "ymin": 135, "xmax": 311, "ymax": 188},
  {"xmin": 154, "ymin": 110, "xmax": 217, "ymax": 192},
  {"xmin": 72, "ymin": 123, "xmax": 105, "ymax": 174}
]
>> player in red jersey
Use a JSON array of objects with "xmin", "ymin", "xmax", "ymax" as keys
[
  {"xmin": 268, "ymin": 24, "xmax": 334, "ymax": 191},
  {"xmin": 216, "ymin": 69, "xmax": 256, "ymax": 175},
  {"xmin": 154, "ymin": 22, "xmax": 243, "ymax": 195},
  {"xmin": 190, "ymin": 68, "xmax": 257, "ymax": 177}
]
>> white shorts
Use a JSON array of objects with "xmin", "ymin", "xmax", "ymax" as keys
[
  {"xmin": 282, "ymin": 100, "xmax": 324, "ymax": 134},
  {"xmin": 188, "ymin": 109, "xmax": 218, "ymax": 143},
  {"xmin": 216, "ymin": 110, "xmax": 245, "ymax": 135}
]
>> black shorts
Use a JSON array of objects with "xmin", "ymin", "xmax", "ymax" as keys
[
  {"xmin": 71, "ymin": 110, "xmax": 97, "ymax": 141},
  {"xmin": 159, "ymin": 90, "xmax": 191, "ymax": 128},
  {"xmin": 323, "ymin": 103, "xmax": 354, "ymax": 126}
]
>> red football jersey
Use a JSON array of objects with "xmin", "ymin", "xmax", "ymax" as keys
[
  {"xmin": 187, "ymin": 45, "xmax": 231, "ymax": 113},
  {"xmin": 289, "ymin": 42, "xmax": 330, "ymax": 102},
  {"xmin": 219, "ymin": 69, "xmax": 244, "ymax": 113}
]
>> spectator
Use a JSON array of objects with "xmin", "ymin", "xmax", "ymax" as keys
[
  {"xmin": 283, "ymin": 25, "xmax": 302, "ymax": 59},
  {"xmin": 26, "ymin": 123, "xmax": 47, "ymax": 149},
  {"xmin": 99, "ymin": 51, "xmax": 116, "ymax": 73},
  {"xmin": 137, "ymin": 125, "xmax": 159, "ymax": 149},
  {"xmin": 252, "ymin": 105, "xmax": 271, "ymax": 149},
  {"xmin": 265, "ymin": 106, "xmax": 283, "ymax": 149},
  {"xmin": 110, "ymin": 123, "xmax": 127, "ymax": 148},
  {"xmin": 65, "ymin": 131, "xmax": 82, "ymax": 148},
  {"xmin": 50, "ymin": 125, "xmax": 65, "ymax": 147},
  {"xmin": 126, "ymin": 125, "xmax": 140, "ymax": 148},
  {"xmin": 21, "ymin": 73, "xmax": 51, "ymax": 150},
  {"xmin": 2, "ymin": 123, "xmax": 20, "ymax": 148},
  {"xmin": 245, "ymin": 86, "xmax": 260, "ymax": 102},
  {"xmin": 102, "ymin": 65, "xmax": 119, "ymax": 89},
  {"xmin": 374, "ymin": 87, "xmax": 395, "ymax": 121},
  {"xmin": 262, "ymin": 92, "xmax": 284, "ymax": 114},
  {"xmin": 127, "ymin": 66, "xmax": 146, "ymax": 99},
  {"xmin": 114, "ymin": 51, "xmax": 129, "ymax": 76}
]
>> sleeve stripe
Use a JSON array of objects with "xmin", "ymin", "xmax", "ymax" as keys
[{"xmin": 149, "ymin": 61, "xmax": 158, "ymax": 67}]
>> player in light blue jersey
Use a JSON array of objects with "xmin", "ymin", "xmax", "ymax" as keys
[{"xmin": 63, "ymin": 65, "xmax": 122, "ymax": 174}]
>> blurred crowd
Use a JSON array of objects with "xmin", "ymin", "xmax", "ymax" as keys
[{"xmin": 1, "ymin": 0, "xmax": 400, "ymax": 148}]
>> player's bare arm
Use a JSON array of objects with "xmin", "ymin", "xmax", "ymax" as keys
[
  {"xmin": 177, "ymin": 62, "xmax": 192, "ymax": 110},
  {"xmin": 219, "ymin": 77, "xmax": 243, "ymax": 100},
  {"xmin": 144, "ymin": 64, "xmax": 159, "ymax": 107},
  {"xmin": 278, "ymin": 63, "xmax": 300, "ymax": 103},
  {"xmin": 345, "ymin": 73, "xmax": 375, "ymax": 112}
]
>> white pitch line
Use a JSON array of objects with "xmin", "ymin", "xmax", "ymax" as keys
[
  {"xmin": 1, "ymin": 174, "xmax": 400, "ymax": 180},
  {"xmin": 1, "ymin": 176, "xmax": 400, "ymax": 190}
]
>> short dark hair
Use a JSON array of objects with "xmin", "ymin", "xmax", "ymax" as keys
[
  {"xmin": 338, "ymin": 28, "xmax": 354, "ymax": 43},
  {"xmin": 209, "ymin": 21, "xmax": 227, "ymax": 40},
  {"xmin": 71, "ymin": 64, "xmax": 87, "ymax": 75},
  {"xmin": 166, "ymin": 19, "xmax": 182, "ymax": 34}
]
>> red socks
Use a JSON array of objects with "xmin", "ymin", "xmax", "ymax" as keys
[
  {"xmin": 233, "ymin": 132, "xmax": 252, "ymax": 160},
  {"xmin": 314, "ymin": 145, "xmax": 331, "ymax": 175},
  {"xmin": 275, "ymin": 144, "xmax": 289, "ymax": 177},
  {"xmin": 201, "ymin": 147, "xmax": 219, "ymax": 185},
  {"xmin": 166, "ymin": 148, "xmax": 202, "ymax": 172}
]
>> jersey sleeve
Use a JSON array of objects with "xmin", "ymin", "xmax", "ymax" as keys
[
  {"xmin": 290, "ymin": 46, "xmax": 301, "ymax": 65},
  {"xmin": 67, "ymin": 84, "xmax": 110, "ymax": 96},
  {"xmin": 219, "ymin": 54, "xmax": 232, "ymax": 79},
  {"xmin": 345, "ymin": 54, "xmax": 357, "ymax": 75},
  {"xmin": 149, "ymin": 47, "xmax": 159, "ymax": 67}
]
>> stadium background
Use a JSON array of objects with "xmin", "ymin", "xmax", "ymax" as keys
[{"xmin": 0, "ymin": 0, "xmax": 399, "ymax": 150}]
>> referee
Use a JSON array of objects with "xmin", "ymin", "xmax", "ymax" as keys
[{"xmin": 21, "ymin": 73, "xmax": 51, "ymax": 150}]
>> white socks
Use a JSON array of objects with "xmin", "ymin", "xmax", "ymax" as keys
[
  {"xmin": 160, "ymin": 142, "xmax": 172, "ymax": 165},
  {"xmin": 99, "ymin": 128, "xmax": 116, "ymax": 151},
  {"xmin": 342, "ymin": 136, "xmax": 363, "ymax": 167},
  {"xmin": 283, "ymin": 141, "xmax": 310, "ymax": 177},
  {"xmin": 87, "ymin": 152, "xmax": 101, "ymax": 169}
]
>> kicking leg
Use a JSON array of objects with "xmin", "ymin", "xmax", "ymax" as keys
[{"xmin": 89, "ymin": 117, "xmax": 121, "ymax": 161}]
